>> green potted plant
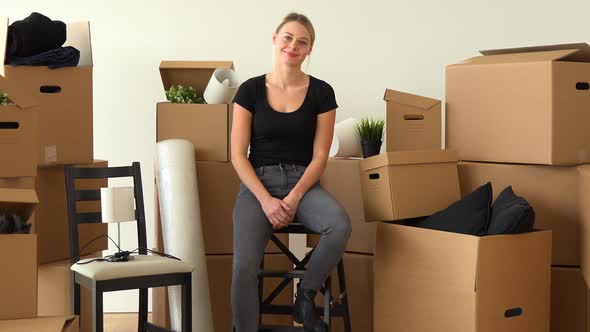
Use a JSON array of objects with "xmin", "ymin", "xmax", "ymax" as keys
[
  {"xmin": 355, "ymin": 116, "xmax": 385, "ymax": 158},
  {"xmin": 165, "ymin": 85, "xmax": 206, "ymax": 104},
  {"xmin": 0, "ymin": 91, "xmax": 9, "ymax": 106}
]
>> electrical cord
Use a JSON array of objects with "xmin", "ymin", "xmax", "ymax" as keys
[{"xmin": 75, "ymin": 235, "xmax": 182, "ymax": 265}]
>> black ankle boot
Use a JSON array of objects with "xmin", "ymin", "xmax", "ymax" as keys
[{"xmin": 293, "ymin": 287, "xmax": 327, "ymax": 332}]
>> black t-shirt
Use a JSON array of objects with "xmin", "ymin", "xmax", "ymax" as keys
[{"xmin": 232, "ymin": 74, "xmax": 338, "ymax": 168}]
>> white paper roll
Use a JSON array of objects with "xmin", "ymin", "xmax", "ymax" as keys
[
  {"xmin": 155, "ymin": 139, "xmax": 214, "ymax": 332},
  {"xmin": 329, "ymin": 118, "xmax": 362, "ymax": 157},
  {"xmin": 100, "ymin": 187, "xmax": 135, "ymax": 223},
  {"xmin": 203, "ymin": 68, "xmax": 240, "ymax": 104}
]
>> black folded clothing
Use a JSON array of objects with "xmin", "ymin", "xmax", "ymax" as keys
[
  {"xmin": 7, "ymin": 46, "xmax": 80, "ymax": 69},
  {"xmin": 0, "ymin": 213, "xmax": 31, "ymax": 234},
  {"xmin": 6, "ymin": 12, "xmax": 66, "ymax": 59}
]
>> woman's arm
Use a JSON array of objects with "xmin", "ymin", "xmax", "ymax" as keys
[
  {"xmin": 231, "ymin": 104, "xmax": 289, "ymax": 228},
  {"xmin": 282, "ymin": 109, "xmax": 336, "ymax": 215}
]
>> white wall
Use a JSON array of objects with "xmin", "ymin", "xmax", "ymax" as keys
[{"xmin": 6, "ymin": 0, "xmax": 590, "ymax": 312}]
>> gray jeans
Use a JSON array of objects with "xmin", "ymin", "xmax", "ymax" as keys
[{"xmin": 231, "ymin": 163, "xmax": 352, "ymax": 332}]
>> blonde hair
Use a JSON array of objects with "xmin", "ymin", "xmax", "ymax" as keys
[{"xmin": 275, "ymin": 12, "xmax": 316, "ymax": 46}]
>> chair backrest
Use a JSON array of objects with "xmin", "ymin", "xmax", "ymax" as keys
[{"xmin": 64, "ymin": 162, "xmax": 147, "ymax": 265}]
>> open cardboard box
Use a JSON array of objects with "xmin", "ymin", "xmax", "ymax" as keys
[
  {"xmin": 157, "ymin": 61, "xmax": 234, "ymax": 162},
  {"xmin": 384, "ymin": 89, "xmax": 441, "ymax": 151},
  {"xmin": 446, "ymin": 43, "xmax": 590, "ymax": 165},
  {"xmin": 0, "ymin": 74, "xmax": 38, "ymax": 177},
  {"xmin": 374, "ymin": 223, "xmax": 552, "ymax": 332},
  {"xmin": 0, "ymin": 188, "xmax": 39, "ymax": 320},
  {"xmin": 0, "ymin": 16, "xmax": 93, "ymax": 165},
  {"xmin": 360, "ymin": 150, "xmax": 460, "ymax": 222},
  {"xmin": 0, "ymin": 315, "xmax": 79, "ymax": 332}
]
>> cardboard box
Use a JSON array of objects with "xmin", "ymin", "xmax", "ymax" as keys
[
  {"xmin": 446, "ymin": 43, "xmax": 590, "ymax": 165},
  {"xmin": 374, "ymin": 223, "xmax": 552, "ymax": 332},
  {"xmin": 384, "ymin": 89, "xmax": 441, "ymax": 151},
  {"xmin": 155, "ymin": 162, "xmax": 288, "ymax": 255},
  {"xmin": 551, "ymin": 267, "xmax": 589, "ymax": 332},
  {"xmin": 0, "ymin": 177, "xmax": 35, "ymax": 189},
  {"xmin": 35, "ymin": 160, "xmax": 108, "ymax": 264},
  {"xmin": 0, "ymin": 233, "xmax": 37, "ymax": 320},
  {"xmin": 157, "ymin": 61, "xmax": 233, "ymax": 162},
  {"xmin": 0, "ymin": 74, "xmax": 39, "ymax": 177},
  {"xmin": 579, "ymin": 166, "xmax": 590, "ymax": 284},
  {"xmin": 315, "ymin": 252, "xmax": 374, "ymax": 332},
  {"xmin": 0, "ymin": 315, "xmax": 79, "ymax": 332},
  {"xmin": 307, "ymin": 158, "xmax": 377, "ymax": 254},
  {"xmin": 38, "ymin": 255, "xmax": 96, "ymax": 332},
  {"xmin": 152, "ymin": 254, "xmax": 294, "ymax": 332},
  {"xmin": 0, "ymin": 17, "xmax": 94, "ymax": 165},
  {"xmin": 459, "ymin": 161, "xmax": 581, "ymax": 266},
  {"xmin": 360, "ymin": 150, "xmax": 460, "ymax": 222},
  {"xmin": 0, "ymin": 187, "xmax": 38, "ymax": 320}
]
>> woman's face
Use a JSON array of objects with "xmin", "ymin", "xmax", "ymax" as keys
[{"xmin": 273, "ymin": 21, "xmax": 313, "ymax": 67}]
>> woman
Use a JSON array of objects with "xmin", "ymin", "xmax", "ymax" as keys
[{"xmin": 231, "ymin": 12, "xmax": 351, "ymax": 332}]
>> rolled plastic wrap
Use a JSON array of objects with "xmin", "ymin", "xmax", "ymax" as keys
[
  {"xmin": 329, "ymin": 118, "xmax": 362, "ymax": 157},
  {"xmin": 203, "ymin": 68, "xmax": 239, "ymax": 104},
  {"xmin": 155, "ymin": 139, "xmax": 213, "ymax": 332}
]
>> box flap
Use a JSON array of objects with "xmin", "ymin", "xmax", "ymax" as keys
[
  {"xmin": 0, "ymin": 315, "xmax": 78, "ymax": 332},
  {"xmin": 475, "ymin": 230, "xmax": 552, "ymax": 291},
  {"xmin": 159, "ymin": 61, "xmax": 234, "ymax": 94},
  {"xmin": 361, "ymin": 149, "xmax": 458, "ymax": 171},
  {"xmin": 480, "ymin": 43, "xmax": 590, "ymax": 63},
  {"xmin": 0, "ymin": 188, "xmax": 38, "ymax": 221},
  {"xmin": 457, "ymin": 49, "xmax": 579, "ymax": 66},
  {"xmin": 0, "ymin": 74, "xmax": 38, "ymax": 109},
  {"xmin": 474, "ymin": 230, "xmax": 552, "ymax": 330},
  {"xmin": 383, "ymin": 89, "xmax": 440, "ymax": 110},
  {"xmin": 65, "ymin": 21, "xmax": 93, "ymax": 66}
]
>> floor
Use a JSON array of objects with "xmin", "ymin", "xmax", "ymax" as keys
[{"xmin": 104, "ymin": 313, "xmax": 151, "ymax": 332}]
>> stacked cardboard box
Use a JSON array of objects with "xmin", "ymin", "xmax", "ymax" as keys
[
  {"xmin": 0, "ymin": 16, "xmax": 106, "ymax": 331},
  {"xmin": 355, "ymin": 87, "xmax": 553, "ymax": 331},
  {"xmin": 447, "ymin": 43, "xmax": 590, "ymax": 332},
  {"xmin": 152, "ymin": 61, "xmax": 291, "ymax": 331}
]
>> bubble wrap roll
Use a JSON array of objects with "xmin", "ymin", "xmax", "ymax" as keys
[
  {"xmin": 329, "ymin": 118, "xmax": 362, "ymax": 157},
  {"xmin": 155, "ymin": 139, "xmax": 213, "ymax": 332}
]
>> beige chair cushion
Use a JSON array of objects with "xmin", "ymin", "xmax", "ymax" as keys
[{"xmin": 71, "ymin": 254, "xmax": 193, "ymax": 281}]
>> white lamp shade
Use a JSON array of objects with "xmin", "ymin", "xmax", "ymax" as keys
[{"xmin": 101, "ymin": 187, "xmax": 136, "ymax": 223}]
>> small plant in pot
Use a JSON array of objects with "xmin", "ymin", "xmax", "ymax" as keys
[
  {"xmin": 165, "ymin": 85, "xmax": 206, "ymax": 104},
  {"xmin": 0, "ymin": 91, "xmax": 9, "ymax": 106},
  {"xmin": 355, "ymin": 116, "xmax": 385, "ymax": 158}
]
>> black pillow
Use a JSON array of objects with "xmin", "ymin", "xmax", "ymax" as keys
[
  {"xmin": 410, "ymin": 182, "xmax": 492, "ymax": 236},
  {"xmin": 487, "ymin": 186, "xmax": 535, "ymax": 235}
]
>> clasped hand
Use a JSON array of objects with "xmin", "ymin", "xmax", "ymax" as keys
[{"xmin": 261, "ymin": 193, "xmax": 300, "ymax": 230}]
